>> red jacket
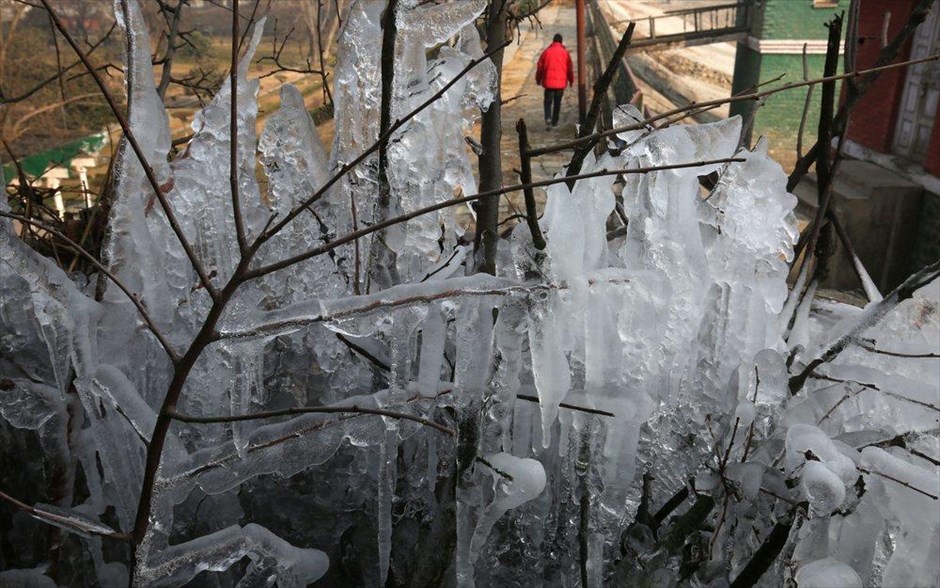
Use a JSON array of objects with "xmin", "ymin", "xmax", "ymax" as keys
[{"xmin": 536, "ymin": 42, "xmax": 573, "ymax": 90}]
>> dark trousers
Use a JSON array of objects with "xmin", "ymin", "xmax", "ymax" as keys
[{"xmin": 543, "ymin": 89, "xmax": 563, "ymax": 126}]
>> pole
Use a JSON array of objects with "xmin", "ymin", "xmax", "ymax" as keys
[{"xmin": 576, "ymin": 0, "xmax": 587, "ymax": 124}]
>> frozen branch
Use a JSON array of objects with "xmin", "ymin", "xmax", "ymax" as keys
[
  {"xmin": 167, "ymin": 405, "xmax": 455, "ymax": 437},
  {"xmin": 248, "ymin": 158, "xmax": 746, "ymax": 278}
]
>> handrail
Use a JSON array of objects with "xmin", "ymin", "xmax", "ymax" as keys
[
  {"xmin": 611, "ymin": 0, "xmax": 753, "ymax": 42},
  {"xmin": 662, "ymin": 1, "xmax": 748, "ymax": 19}
]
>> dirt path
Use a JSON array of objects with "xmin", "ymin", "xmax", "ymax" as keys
[{"xmin": 495, "ymin": 3, "xmax": 580, "ymax": 220}]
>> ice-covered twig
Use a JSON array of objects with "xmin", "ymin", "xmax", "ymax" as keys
[
  {"xmin": 218, "ymin": 276, "xmax": 532, "ymax": 339},
  {"xmin": 856, "ymin": 339, "xmax": 939, "ymax": 359},
  {"xmin": 0, "ymin": 489, "xmax": 128, "ymax": 541},
  {"xmin": 565, "ymin": 22, "xmax": 636, "ymax": 182},
  {"xmin": 856, "ymin": 467, "xmax": 938, "ymax": 500},
  {"xmin": 247, "ymin": 158, "xmax": 747, "ymax": 278},
  {"xmin": 39, "ymin": 0, "xmax": 219, "ymax": 300},
  {"xmin": 515, "ymin": 119, "xmax": 547, "ymax": 250},
  {"xmin": 166, "ymin": 404, "xmax": 456, "ymax": 437},
  {"xmin": 515, "ymin": 394, "xmax": 615, "ymax": 418},
  {"xmin": 228, "ymin": 0, "xmax": 247, "ymax": 254},
  {"xmin": 729, "ymin": 517, "xmax": 796, "ymax": 588},
  {"xmin": 788, "ymin": 259, "xmax": 940, "ymax": 394},
  {"xmin": 0, "ymin": 210, "xmax": 179, "ymax": 362},
  {"xmin": 811, "ymin": 374, "xmax": 940, "ymax": 413}
]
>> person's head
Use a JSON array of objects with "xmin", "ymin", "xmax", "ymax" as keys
[{"xmin": 553, "ymin": 33, "xmax": 563, "ymax": 43}]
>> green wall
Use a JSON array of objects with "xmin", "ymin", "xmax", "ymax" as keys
[
  {"xmin": 760, "ymin": 0, "xmax": 842, "ymax": 40},
  {"xmin": 731, "ymin": 0, "xmax": 847, "ymax": 160}
]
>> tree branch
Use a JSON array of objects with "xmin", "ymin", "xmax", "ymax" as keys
[
  {"xmin": 248, "ymin": 158, "xmax": 745, "ymax": 278},
  {"xmin": 166, "ymin": 405, "xmax": 455, "ymax": 437}
]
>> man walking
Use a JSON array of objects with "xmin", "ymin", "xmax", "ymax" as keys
[{"xmin": 536, "ymin": 33, "xmax": 574, "ymax": 130}]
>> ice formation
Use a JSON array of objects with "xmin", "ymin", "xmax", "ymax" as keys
[{"xmin": 2, "ymin": 0, "xmax": 939, "ymax": 586}]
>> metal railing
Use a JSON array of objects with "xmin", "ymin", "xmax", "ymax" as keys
[{"xmin": 610, "ymin": 1, "xmax": 754, "ymax": 51}]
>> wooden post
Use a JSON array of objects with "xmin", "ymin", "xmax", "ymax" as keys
[{"xmin": 516, "ymin": 119, "xmax": 546, "ymax": 250}]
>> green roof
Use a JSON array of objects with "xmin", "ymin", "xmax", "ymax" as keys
[{"xmin": 3, "ymin": 132, "xmax": 107, "ymax": 183}]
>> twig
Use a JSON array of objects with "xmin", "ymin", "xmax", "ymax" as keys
[
  {"xmin": 475, "ymin": 457, "xmax": 514, "ymax": 481},
  {"xmin": 857, "ymin": 467, "xmax": 938, "ymax": 500},
  {"xmin": 0, "ymin": 22, "xmax": 117, "ymax": 105},
  {"xmin": 788, "ymin": 259, "xmax": 940, "ymax": 394},
  {"xmin": 788, "ymin": 15, "xmax": 843, "ymax": 309},
  {"xmin": 654, "ymin": 486, "xmax": 689, "ymax": 524},
  {"xmin": 166, "ymin": 405, "xmax": 455, "ymax": 437},
  {"xmin": 156, "ymin": 0, "xmax": 184, "ymax": 98},
  {"xmin": 516, "ymin": 394, "xmax": 615, "ymax": 418},
  {"xmin": 515, "ymin": 119, "xmax": 546, "ymax": 249},
  {"xmin": 565, "ymin": 22, "xmax": 637, "ymax": 183},
  {"xmin": 812, "ymin": 373, "xmax": 940, "ymax": 412},
  {"xmin": 796, "ymin": 43, "xmax": 813, "ymax": 159},
  {"xmin": 248, "ymin": 158, "xmax": 746, "ymax": 278},
  {"xmin": 729, "ymin": 516, "xmax": 795, "ymax": 588},
  {"xmin": 0, "ymin": 489, "xmax": 129, "ymax": 541},
  {"xmin": 856, "ymin": 339, "xmax": 939, "ymax": 359},
  {"xmin": 229, "ymin": 0, "xmax": 247, "ymax": 253}
]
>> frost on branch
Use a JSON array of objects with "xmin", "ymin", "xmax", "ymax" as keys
[{"xmin": 1, "ymin": 0, "xmax": 939, "ymax": 586}]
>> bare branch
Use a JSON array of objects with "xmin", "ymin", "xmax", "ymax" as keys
[
  {"xmin": 248, "ymin": 158, "xmax": 746, "ymax": 278},
  {"xmin": 0, "ymin": 489, "xmax": 129, "ymax": 541},
  {"xmin": 0, "ymin": 22, "xmax": 117, "ymax": 105},
  {"xmin": 229, "ymin": 0, "xmax": 247, "ymax": 253},
  {"xmin": 166, "ymin": 404, "xmax": 455, "ymax": 437},
  {"xmin": 789, "ymin": 259, "xmax": 940, "ymax": 394}
]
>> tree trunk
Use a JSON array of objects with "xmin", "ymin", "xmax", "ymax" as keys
[{"xmin": 473, "ymin": 2, "xmax": 507, "ymax": 276}]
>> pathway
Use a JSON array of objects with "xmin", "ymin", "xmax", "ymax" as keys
[{"xmin": 495, "ymin": 3, "xmax": 580, "ymax": 221}]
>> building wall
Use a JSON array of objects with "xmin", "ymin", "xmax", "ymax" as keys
[
  {"xmin": 752, "ymin": 53, "xmax": 836, "ymax": 151},
  {"xmin": 761, "ymin": 0, "xmax": 839, "ymax": 40},
  {"xmin": 844, "ymin": 0, "xmax": 918, "ymax": 154},
  {"xmin": 925, "ymin": 118, "xmax": 940, "ymax": 176},
  {"xmin": 732, "ymin": 0, "xmax": 845, "ymax": 163}
]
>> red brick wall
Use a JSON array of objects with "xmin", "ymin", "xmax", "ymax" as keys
[
  {"xmin": 844, "ymin": 0, "xmax": 917, "ymax": 153},
  {"xmin": 925, "ymin": 115, "xmax": 940, "ymax": 176}
]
